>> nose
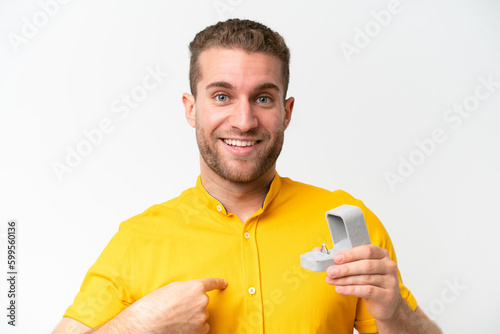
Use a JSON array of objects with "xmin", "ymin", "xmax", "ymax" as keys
[{"xmin": 228, "ymin": 100, "xmax": 258, "ymax": 133}]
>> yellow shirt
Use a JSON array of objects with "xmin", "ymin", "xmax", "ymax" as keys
[{"xmin": 64, "ymin": 173, "xmax": 417, "ymax": 333}]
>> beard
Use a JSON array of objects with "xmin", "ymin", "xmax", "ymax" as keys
[{"xmin": 195, "ymin": 119, "xmax": 285, "ymax": 184}]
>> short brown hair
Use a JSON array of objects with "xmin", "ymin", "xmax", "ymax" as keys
[{"xmin": 188, "ymin": 19, "xmax": 290, "ymax": 98}]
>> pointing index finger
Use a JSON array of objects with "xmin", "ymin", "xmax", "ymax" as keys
[{"xmin": 197, "ymin": 277, "xmax": 228, "ymax": 292}]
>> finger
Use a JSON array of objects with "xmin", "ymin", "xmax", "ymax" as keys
[
  {"xmin": 333, "ymin": 244, "xmax": 388, "ymax": 264},
  {"xmin": 333, "ymin": 284, "xmax": 386, "ymax": 301},
  {"xmin": 202, "ymin": 308, "xmax": 209, "ymax": 321},
  {"xmin": 201, "ymin": 322, "xmax": 210, "ymax": 334},
  {"xmin": 311, "ymin": 246, "xmax": 321, "ymax": 252},
  {"xmin": 326, "ymin": 274, "xmax": 388, "ymax": 288},
  {"xmin": 327, "ymin": 258, "xmax": 395, "ymax": 279},
  {"xmin": 196, "ymin": 322, "xmax": 210, "ymax": 334},
  {"xmin": 196, "ymin": 277, "xmax": 228, "ymax": 292}
]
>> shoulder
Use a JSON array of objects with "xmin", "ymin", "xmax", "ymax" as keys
[
  {"xmin": 278, "ymin": 175, "xmax": 360, "ymax": 205},
  {"xmin": 118, "ymin": 184, "xmax": 199, "ymax": 234},
  {"xmin": 278, "ymin": 175, "xmax": 391, "ymax": 243}
]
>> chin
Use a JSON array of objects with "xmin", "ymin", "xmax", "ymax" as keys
[{"xmin": 216, "ymin": 164, "xmax": 271, "ymax": 184}]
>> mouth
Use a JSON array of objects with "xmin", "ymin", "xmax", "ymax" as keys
[{"xmin": 222, "ymin": 138, "xmax": 260, "ymax": 149}]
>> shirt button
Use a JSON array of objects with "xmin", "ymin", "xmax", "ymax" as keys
[
  {"xmin": 244, "ymin": 232, "xmax": 250, "ymax": 239},
  {"xmin": 216, "ymin": 205, "xmax": 222, "ymax": 212},
  {"xmin": 248, "ymin": 287, "xmax": 256, "ymax": 295}
]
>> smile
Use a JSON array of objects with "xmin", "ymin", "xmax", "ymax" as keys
[{"xmin": 222, "ymin": 139, "xmax": 259, "ymax": 148}]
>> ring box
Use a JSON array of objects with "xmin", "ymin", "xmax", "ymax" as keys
[{"xmin": 300, "ymin": 204, "xmax": 371, "ymax": 272}]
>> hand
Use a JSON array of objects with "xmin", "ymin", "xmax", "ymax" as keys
[
  {"xmin": 324, "ymin": 245, "xmax": 403, "ymax": 321},
  {"xmin": 108, "ymin": 277, "xmax": 227, "ymax": 334}
]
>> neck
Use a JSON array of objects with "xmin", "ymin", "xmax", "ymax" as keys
[{"xmin": 200, "ymin": 161, "xmax": 276, "ymax": 223}]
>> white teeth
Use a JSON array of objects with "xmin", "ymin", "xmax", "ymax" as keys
[{"xmin": 223, "ymin": 139, "xmax": 257, "ymax": 147}]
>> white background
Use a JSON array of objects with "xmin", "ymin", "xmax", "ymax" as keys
[{"xmin": 1, "ymin": 0, "xmax": 499, "ymax": 333}]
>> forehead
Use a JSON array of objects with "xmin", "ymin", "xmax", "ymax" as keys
[{"xmin": 197, "ymin": 47, "xmax": 283, "ymax": 92}]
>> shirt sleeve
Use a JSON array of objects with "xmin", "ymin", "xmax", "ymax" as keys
[
  {"xmin": 353, "ymin": 203, "xmax": 418, "ymax": 333},
  {"xmin": 63, "ymin": 227, "xmax": 134, "ymax": 328}
]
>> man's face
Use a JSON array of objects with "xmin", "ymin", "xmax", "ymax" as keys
[{"xmin": 184, "ymin": 47, "xmax": 294, "ymax": 183}]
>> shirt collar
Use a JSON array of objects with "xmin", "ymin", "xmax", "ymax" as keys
[
  {"xmin": 195, "ymin": 175, "xmax": 228, "ymax": 214},
  {"xmin": 261, "ymin": 171, "xmax": 282, "ymax": 211},
  {"xmin": 194, "ymin": 171, "xmax": 282, "ymax": 216}
]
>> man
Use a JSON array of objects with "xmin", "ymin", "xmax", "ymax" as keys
[{"xmin": 53, "ymin": 19, "xmax": 442, "ymax": 333}]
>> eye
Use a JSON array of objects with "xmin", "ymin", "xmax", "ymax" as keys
[
  {"xmin": 256, "ymin": 96, "xmax": 271, "ymax": 104},
  {"xmin": 215, "ymin": 94, "xmax": 229, "ymax": 102}
]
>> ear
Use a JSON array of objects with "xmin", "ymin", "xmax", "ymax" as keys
[
  {"xmin": 183, "ymin": 93, "xmax": 196, "ymax": 128},
  {"xmin": 284, "ymin": 96, "xmax": 294, "ymax": 130}
]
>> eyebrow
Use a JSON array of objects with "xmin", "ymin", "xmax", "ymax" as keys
[
  {"xmin": 205, "ymin": 81, "xmax": 281, "ymax": 93},
  {"xmin": 255, "ymin": 82, "xmax": 280, "ymax": 92},
  {"xmin": 205, "ymin": 81, "xmax": 233, "ymax": 91}
]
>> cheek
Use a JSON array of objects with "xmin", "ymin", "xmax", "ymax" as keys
[
  {"xmin": 263, "ymin": 114, "xmax": 286, "ymax": 132},
  {"xmin": 197, "ymin": 109, "xmax": 226, "ymax": 130}
]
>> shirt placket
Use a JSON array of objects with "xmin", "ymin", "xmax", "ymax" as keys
[{"xmin": 241, "ymin": 216, "xmax": 264, "ymax": 333}]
